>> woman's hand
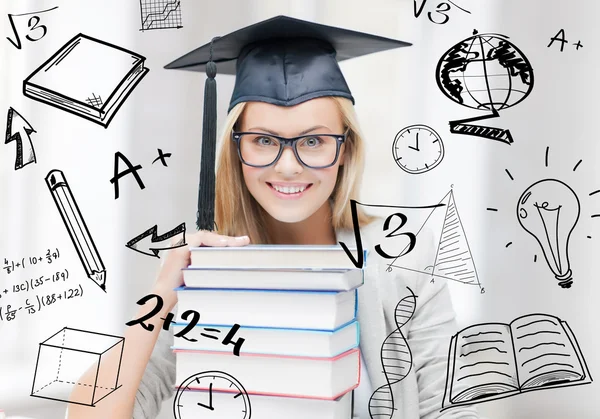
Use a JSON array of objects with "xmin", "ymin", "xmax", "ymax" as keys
[{"xmin": 153, "ymin": 230, "xmax": 250, "ymax": 309}]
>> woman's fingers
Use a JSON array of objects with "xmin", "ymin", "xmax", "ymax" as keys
[{"xmin": 185, "ymin": 230, "xmax": 250, "ymax": 247}]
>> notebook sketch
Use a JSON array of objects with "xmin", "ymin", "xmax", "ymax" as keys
[
  {"xmin": 442, "ymin": 313, "xmax": 592, "ymax": 411},
  {"xmin": 23, "ymin": 33, "xmax": 149, "ymax": 128}
]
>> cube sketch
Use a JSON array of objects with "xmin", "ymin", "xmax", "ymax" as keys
[{"xmin": 30, "ymin": 327, "xmax": 124, "ymax": 406}]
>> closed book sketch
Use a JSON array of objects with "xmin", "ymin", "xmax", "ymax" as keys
[
  {"xmin": 442, "ymin": 313, "xmax": 592, "ymax": 409},
  {"xmin": 189, "ymin": 244, "xmax": 364, "ymax": 269},
  {"xmin": 182, "ymin": 266, "xmax": 364, "ymax": 291},
  {"xmin": 175, "ymin": 287, "xmax": 358, "ymax": 330},
  {"xmin": 174, "ymin": 347, "xmax": 360, "ymax": 400},
  {"xmin": 176, "ymin": 388, "xmax": 352, "ymax": 419},
  {"xmin": 23, "ymin": 33, "xmax": 149, "ymax": 127},
  {"xmin": 172, "ymin": 320, "xmax": 359, "ymax": 357}
]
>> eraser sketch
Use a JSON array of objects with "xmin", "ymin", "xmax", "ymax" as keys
[
  {"xmin": 547, "ymin": 29, "xmax": 583, "ymax": 52},
  {"xmin": 435, "ymin": 30, "xmax": 534, "ymax": 144},
  {"xmin": 442, "ymin": 313, "xmax": 592, "ymax": 411},
  {"xmin": 6, "ymin": 6, "xmax": 58, "ymax": 50},
  {"xmin": 173, "ymin": 371, "xmax": 251, "ymax": 419},
  {"xmin": 126, "ymin": 222, "xmax": 187, "ymax": 258},
  {"xmin": 388, "ymin": 188, "xmax": 484, "ymax": 293},
  {"xmin": 5, "ymin": 107, "xmax": 36, "ymax": 170},
  {"xmin": 23, "ymin": 33, "xmax": 149, "ymax": 128},
  {"xmin": 369, "ymin": 287, "xmax": 417, "ymax": 418},
  {"xmin": 139, "ymin": 0, "xmax": 183, "ymax": 31},
  {"xmin": 45, "ymin": 170, "xmax": 107, "ymax": 292},
  {"xmin": 517, "ymin": 179, "xmax": 580, "ymax": 289},
  {"xmin": 392, "ymin": 124, "xmax": 444, "ymax": 174},
  {"xmin": 31, "ymin": 327, "xmax": 124, "ymax": 406}
]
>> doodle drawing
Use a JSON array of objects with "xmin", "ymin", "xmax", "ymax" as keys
[
  {"xmin": 45, "ymin": 169, "xmax": 107, "ymax": 292},
  {"xmin": 173, "ymin": 371, "xmax": 251, "ymax": 419},
  {"xmin": 125, "ymin": 222, "xmax": 187, "ymax": 258},
  {"xmin": 388, "ymin": 189, "xmax": 483, "ymax": 292},
  {"xmin": 31, "ymin": 327, "xmax": 124, "ymax": 406},
  {"xmin": 139, "ymin": 0, "xmax": 183, "ymax": 31},
  {"xmin": 368, "ymin": 287, "xmax": 417, "ymax": 419},
  {"xmin": 5, "ymin": 107, "xmax": 36, "ymax": 170},
  {"xmin": 436, "ymin": 30, "xmax": 534, "ymax": 144},
  {"xmin": 392, "ymin": 124, "xmax": 444, "ymax": 174},
  {"xmin": 442, "ymin": 313, "xmax": 592, "ymax": 411},
  {"xmin": 23, "ymin": 33, "xmax": 149, "ymax": 128}
]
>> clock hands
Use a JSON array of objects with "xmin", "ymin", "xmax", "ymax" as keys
[
  {"xmin": 197, "ymin": 383, "xmax": 214, "ymax": 411},
  {"xmin": 408, "ymin": 132, "xmax": 420, "ymax": 151}
]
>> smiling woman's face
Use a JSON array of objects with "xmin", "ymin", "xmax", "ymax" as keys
[{"xmin": 238, "ymin": 97, "xmax": 346, "ymax": 224}]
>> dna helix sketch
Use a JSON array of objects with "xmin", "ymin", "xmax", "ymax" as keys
[{"xmin": 368, "ymin": 287, "xmax": 417, "ymax": 419}]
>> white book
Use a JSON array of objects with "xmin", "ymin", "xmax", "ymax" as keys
[
  {"xmin": 171, "ymin": 320, "xmax": 359, "ymax": 357},
  {"xmin": 174, "ymin": 348, "xmax": 360, "ymax": 400},
  {"xmin": 175, "ymin": 287, "xmax": 358, "ymax": 330},
  {"xmin": 182, "ymin": 267, "xmax": 364, "ymax": 291},
  {"xmin": 189, "ymin": 244, "xmax": 364, "ymax": 269}
]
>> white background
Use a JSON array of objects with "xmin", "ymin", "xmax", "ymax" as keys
[{"xmin": 1, "ymin": 0, "xmax": 599, "ymax": 418}]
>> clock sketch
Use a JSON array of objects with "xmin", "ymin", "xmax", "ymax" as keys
[
  {"xmin": 173, "ymin": 371, "xmax": 251, "ymax": 419},
  {"xmin": 392, "ymin": 124, "xmax": 445, "ymax": 174}
]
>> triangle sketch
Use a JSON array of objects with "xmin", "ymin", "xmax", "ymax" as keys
[{"xmin": 389, "ymin": 189, "xmax": 483, "ymax": 290}]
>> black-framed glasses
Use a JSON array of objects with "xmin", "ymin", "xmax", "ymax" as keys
[{"xmin": 232, "ymin": 131, "xmax": 347, "ymax": 169}]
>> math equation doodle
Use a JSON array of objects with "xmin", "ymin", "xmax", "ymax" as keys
[
  {"xmin": 139, "ymin": 0, "xmax": 183, "ymax": 31},
  {"xmin": 441, "ymin": 313, "xmax": 592, "ymax": 411},
  {"xmin": 31, "ymin": 327, "xmax": 124, "ymax": 406},
  {"xmin": 6, "ymin": 6, "xmax": 58, "ymax": 50},
  {"xmin": 435, "ymin": 30, "xmax": 534, "ymax": 145},
  {"xmin": 413, "ymin": 0, "xmax": 471, "ymax": 25}
]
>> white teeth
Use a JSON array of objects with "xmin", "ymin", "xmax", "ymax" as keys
[{"xmin": 272, "ymin": 184, "xmax": 307, "ymax": 194}]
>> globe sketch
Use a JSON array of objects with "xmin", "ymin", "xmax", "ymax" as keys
[{"xmin": 436, "ymin": 30, "xmax": 534, "ymax": 113}]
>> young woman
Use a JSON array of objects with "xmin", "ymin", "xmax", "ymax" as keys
[{"xmin": 68, "ymin": 15, "xmax": 480, "ymax": 419}]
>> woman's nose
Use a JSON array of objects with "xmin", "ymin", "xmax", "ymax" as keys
[{"xmin": 274, "ymin": 145, "xmax": 303, "ymax": 175}]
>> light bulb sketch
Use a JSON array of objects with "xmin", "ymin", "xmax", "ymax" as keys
[{"xmin": 517, "ymin": 180, "xmax": 580, "ymax": 288}]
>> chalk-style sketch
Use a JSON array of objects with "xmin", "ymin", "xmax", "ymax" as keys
[
  {"xmin": 547, "ymin": 29, "xmax": 583, "ymax": 52},
  {"xmin": 126, "ymin": 222, "xmax": 186, "ymax": 258},
  {"xmin": 517, "ymin": 179, "xmax": 580, "ymax": 289},
  {"xmin": 6, "ymin": 6, "xmax": 58, "ymax": 50},
  {"xmin": 413, "ymin": 0, "xmax": 471, "ymax": 25},
  {"xmin": 31, "ymin": 327, "xmax": 124, "ymax": 406},
  {"xmin": 387, "ymin": 188, "xmax": 484, "ymax": 292},
  {"xmin": 45, "ymin": 170, "xmax": 107, "ymax": 292},
  {"xmin": 392, "ymin": 124, "xmax": 444, "ymax": 174},
  {"xmin": 173, "ymin": 371, "xmax": 251, "ymax": 419},
  {"xmin": 5, "ymin": 107, "xmax": 36, "ymax": 170},
  {"xmin": 369, "ymin": 287, "xmax": 417, "ymax": 419},
  {"xmin": 139, "ymin": 0, "xmax": 183, "ymax": 31},
  {"xmin": 23, "ymin": 33, "xmax": 149, "ymax": 128},
  {"xmin": 435, "ymin": 30, "xmax": 534, "ymax": 144},
  {"xmin": 442, "ymin": 313, "xmax": 592, "ymax": 411}
]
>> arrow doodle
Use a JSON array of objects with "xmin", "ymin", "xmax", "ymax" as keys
[
  {"xmin": 126, "ymin": 222, "xmax": 187, "ymax": 258},
  {"xmin": 369, "ymin": 287, "xmax": 417, "ymax": 419},
  {"xmin": 5, "ymin": 107, "xmax": 37, "ymax": 170}
]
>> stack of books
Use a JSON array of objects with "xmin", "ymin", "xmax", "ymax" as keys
[{"xmin": 172, "ymin": 245, "xmax": 365, "ymax": 419}]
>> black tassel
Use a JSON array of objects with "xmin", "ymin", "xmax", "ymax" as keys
[{"xmin": 196, "ymin": 38, "xmax": 219, "ymax": 231}]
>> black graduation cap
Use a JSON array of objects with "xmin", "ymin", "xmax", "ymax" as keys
[{"xmin": 164, "ymin": 15, "xmax": 411, "ymax": 231}]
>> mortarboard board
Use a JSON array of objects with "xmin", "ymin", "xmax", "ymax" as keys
[{"xmin": 164, "ymin": 15, "xmax": 411, "ymax": 231}]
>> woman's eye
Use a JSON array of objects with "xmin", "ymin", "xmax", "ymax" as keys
[
  {"xmin": 304, "ymin": 137, "xmax": 321, "ymax": 146},
  {"xmin": 257, "ymin": 136, "xmax": 273, "ymax": 145}
]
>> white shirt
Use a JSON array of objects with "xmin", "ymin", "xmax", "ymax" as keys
[{"xmin": 353, "ymin": 348, "xmax": 373, "ymax": 419}]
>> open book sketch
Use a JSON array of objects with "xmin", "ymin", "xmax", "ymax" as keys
[
  {"xmin": 392, "ymin": 124, "xmax": 444, "ymax": 174},
  {"xmin": 368, "ymin": 287, "xmax": 417, "ymax": 419},
  {"xmin": 139, "ymin": 0, "xmax": 183, "ymax": 31},
  {"xmin": 387, "ymin": 188, "xmax": 484, "ymax": 293},
  {"xmin": 441, "ymin": 313, "xmax": 592, "ymax": 411},
  {"xmin": 5, "ymin": 107, "xmax": 37, "ymax": 170},
  {"xmin": 23, "ymin": 33, "xmax": 149, "ymax": 128},
  {"xmin": 435, "ymin": 30, "xmax": 534, "ymax": 144}
]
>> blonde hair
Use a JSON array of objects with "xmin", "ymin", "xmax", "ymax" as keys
[{"xmin": 214, "ymin": 96, "xmax": 375, "ymax": 243}]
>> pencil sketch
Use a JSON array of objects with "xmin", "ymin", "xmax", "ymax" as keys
[
  {"xmin": 369, "ymin": 287, "xmax": 417, "ymax": 418},
  {"xmin": 442, "ymin": 313, "xmax": 592, "ymax": 411},
  {"xmin": 45, "ymin": 170, "xmax": 107, "ymax": 292},
  {"xmin": 5, "ymin": 107, "xmax": 36, "ymax": 170},
  {"xmin": 31, "ymin": 327, "xmax": 124, "ymax": 406},
  {"xmin": 23, "ymin": 33, "xmax": 149, "ymax": 128},
  {"xmin": 435, "ymin": 30, "xmax": 534, "ymax": 144},
  {"xmin": 387, "ymin": 188, "xmax": 484, "ymax": 292},
  {"xmin": 392, "ymin": 124, "xmax": 444, "ymax": 174},
  {"xmin": 173, "ymin": 371, "xmax": 251, "ymax": 419},
  {"xmin": 139, "ymin": 0, "xmax": 183, "ymax": 31},
  {"xmin": 125, "ymin": 222, "xmax": 187, "ymax": 258},
  {"xmin": 6, "ymin": 6, "xmax": 58, "ymax": 50}
]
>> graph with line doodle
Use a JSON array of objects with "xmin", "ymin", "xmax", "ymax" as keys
[{"xmin": 139, "ymin": 0, "xmax": 183, "ymax": 31}]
